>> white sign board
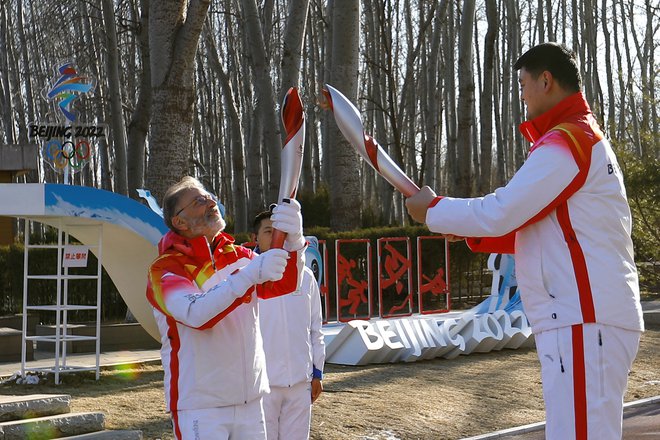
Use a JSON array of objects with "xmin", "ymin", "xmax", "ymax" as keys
[{"xmin": 63, "ymin": 245, "xmax": 89, "ymax": 267}]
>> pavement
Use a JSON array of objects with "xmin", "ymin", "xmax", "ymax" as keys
[
  {"xmin": 0, "ymin": 301, "xmax": 658, "ymax": 438},
  {"xmin": 0, "ymin": 349, "xmax": 161, "ymax": 379},
  {"xmin": 461, "ymin": 396, "xmax": 660, "ymax": 439}
]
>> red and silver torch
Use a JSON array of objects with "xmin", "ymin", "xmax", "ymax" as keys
[
  {"xmin": 271, "ymin": 87, "xmax": 305, "ymax": 249},
  {"xmin": 322, "ymin": 84, "xmax": 420, "ymax": 197}
]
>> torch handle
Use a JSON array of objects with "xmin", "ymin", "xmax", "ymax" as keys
[{"xmin": 270, "ymin": 229, "xmax": 287, "ymax": 250}]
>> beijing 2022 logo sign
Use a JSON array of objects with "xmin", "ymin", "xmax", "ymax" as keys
[{"xmin": 29, "ymin": 62, "xmax": 107, "ymax": 176}]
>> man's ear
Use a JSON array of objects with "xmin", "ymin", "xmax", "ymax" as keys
[
  {"xmin": 250, "ymin": 232, "xmax": 257, "ymax": 242},
  {"xmin": 171, "ymin": 215, "xmax": 188, "ymax": 233},
  {"xmin": 542, "ymin": 71, "xmax": 553, "ymax": 90}
]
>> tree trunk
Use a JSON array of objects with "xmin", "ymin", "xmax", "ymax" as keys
[
  {"xmin": 422, "ymin": 1, "xmax": 446, "ymax": 192},
  {"xmin": 618, "ymin": 0, "xmax": 642, "ymax": 155},
  {"xmin": 327, "ymin": 2, "xmax": 361, "ymax": 230},
  {"xmin": 241, "ymin": 0, "xmax": 282, "ymax": 203},
  {"xmin": 146, "ymin": 0, "xmax": 210, "ymax": 202},
  {"xmin": 278, "ymin": 0, "xmax": 310, "ymax": 101},
  {"xmin": 601, "ymin": 0, "xmax": 616, "ymax": 139},
  {"xmin": 455, "ymin": 0, "xmax": 476, "ymax": 197},
  {"xmin": 0, "ymin": 4, "xmax": 15, "ymax": 144},
  {"xmin": 102, "ymin": 0, "xmax": 128, "ymax": 196},
  {"xmin": 508, "ymin": 0, "xmax": 524, "ymax": 172},
  {"xmin": 546, "ymin": 0, "xmax": 555, "ymax": 40},
  {"xmin": 646, "ymin": 0, "xmax": 658, "ymax": 157},
  {"xmin": 444, "ymin": 3, "xmax": 457, "ymax": 192},
  {"xmin": 127, "ymin": 0, "xmax": 151, "ymax": 200},
  {"xmin": 205, "ymin": 28, "xmax": 248, "ymax": 232},
  {"xmin": 321, "ymin": 0, "xmax": 334, "ymax": 184},
  {"xmin": 478, "ymin": 0, "xmax": 497, "ymax": 193}
]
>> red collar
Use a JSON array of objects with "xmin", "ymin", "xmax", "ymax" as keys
[
  {"xmin": 519, "ymin": 92, "xmax": 592, "ymax": 143},
  {"xmin": 158, "ymin": 230, "xmax": 235, "ymax": 259}
]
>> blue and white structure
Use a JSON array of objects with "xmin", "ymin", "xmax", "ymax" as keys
[{"xmin": 0, "ymin": 183, "xmax": 168, "ymax": 339}]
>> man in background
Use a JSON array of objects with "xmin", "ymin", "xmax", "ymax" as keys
[{"xmin": 253, "ymin": 208, "xmax": 325, "ymax": 440}]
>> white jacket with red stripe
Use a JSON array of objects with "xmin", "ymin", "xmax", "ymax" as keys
[
  {"xmin": 146, "ymin": 231, "xmax": 304, "ymax": 412},
  {"xmin": 426, "ymin": 92, "xmax": 644, "ymax": 334},
  {"xmin": 259, "ymin": 266, "xmax": 325, "ymax": 388}
]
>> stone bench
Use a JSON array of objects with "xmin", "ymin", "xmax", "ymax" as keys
[
  {"xmin": 35, "ymin": 323, "xmax": 160, "ymax": 353},
  {"xmin": 0, "ymin": 314, "xmax": 37, "ymax": 335},
  {"xmin": 0, "ymin": 327, "xmax": 34, "ymax": 362}
]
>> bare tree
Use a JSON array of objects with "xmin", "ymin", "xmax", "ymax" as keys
[
  {"xmin": 241, "ymin": 0, "xmax": 282, "ymax": 204},
  {"xmin": 479, "ymin": 0, "xmax": 498, "ymax": 193},
  {"xmin": 204, "ymin": 26, "xmax": 248, "ymax": 232},
  {"xmin": 146, "ymin": 0, "xmax": 210, "ymax": 202},
  {"xmin": 127, "ymin": 0, "xmax": 151, "ymax": 199},
  {"xmin": 102, "ymin": 0, "xmax": 128, "ymax": 196},
  {"xmin": 456, "ymin": 0, "xmax": 477, "ymax": 197},
  {"xmin": 0, "ymin": 2, "xmax": 14, "ymax": 144},
  {"xmin": 278, "ymin": 0, "xmax": 310, "ymax": 102},
  {"xmin": 1, "ymin": 0, "xmax": 658, "ymax": 228},
  {"xmin": 327, "ymin": 2, "xmax": 361, "ymax": 230}
]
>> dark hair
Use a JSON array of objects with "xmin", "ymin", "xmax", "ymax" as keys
[
  {"xmin": 252, "ymin": 209, "xmax": 273, "ymax": 234},
  {"xmin": 514, "ymin": 42, "xmax": 581, "ymax": 92},
  {"xmin": 162, "ymin": 176, "xmax": 206, "ymax": 232}
]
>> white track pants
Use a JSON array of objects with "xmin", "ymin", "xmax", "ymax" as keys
[
  {"xmin": 263, "ymin": 381, "xmax": 312, "ymax": 440},
  {"xmin": 172, "ymin": 397, "xmax": 266, "ymax": 440},
  {"xmin": 535, "ymin": 323, "xmax": 640, "ymax": 440}
]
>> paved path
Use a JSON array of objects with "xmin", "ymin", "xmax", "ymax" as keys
[
  {"xmin": 2, "ymin": 301, "xmax": 658, "ymax": 438},
  {"xmin": 462, "ymin": 396, "xmax": 660, "ymax": 439},
  {"xmin": 0, "ymin": 349, "xmax": 161, "ymax": 379}
]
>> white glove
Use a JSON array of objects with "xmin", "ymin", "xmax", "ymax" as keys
[
  {"xmin": 271, "ymin": 199, "xmax": 306, "ymax": 251},
  {"xmin": 229, "ymin": 249, "xmax": 289, "ymax": 294}
]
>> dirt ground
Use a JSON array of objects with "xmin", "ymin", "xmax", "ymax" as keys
[{"xmin": 2, "ymin": 325, "xmax": 659, "ymax": 440}]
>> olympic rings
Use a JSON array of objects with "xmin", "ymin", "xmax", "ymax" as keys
[{"xmin": 42, "ymin": 139, "xmax": 92, "ymax": 170}]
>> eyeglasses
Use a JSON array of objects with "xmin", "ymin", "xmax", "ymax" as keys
[{"xmin": 175, "ymin": 193, "xmax": 218, "ymax": 217}]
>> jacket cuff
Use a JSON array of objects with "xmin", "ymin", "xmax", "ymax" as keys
[
  {"xmin": 428, "ymin": 196, "xmax": 444, "ymax": 208},
  {"xmin": 312, "ymin": 366, "xmax": 323, "ymax": 380}
]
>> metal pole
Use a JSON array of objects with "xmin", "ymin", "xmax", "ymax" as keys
[
  {"xmin": 95, "ymin": 225, "xmax": 102, "ymax": 380},
  {"xmin": 21, "ymin": 219, "xmax": 29, "ymax": 379}
]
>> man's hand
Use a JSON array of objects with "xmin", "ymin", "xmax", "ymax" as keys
[
  {"xmin": 405, "ymin": 186, "xmax": 438, "ymax": 224},
  {"xmin": 311, "ymin": 378, "xmax": 323, "ymax": 403},
  {"xmin": 239, "ymin": 249, "xmax": 289, "ymax": 283},
  {"xmin": 272, "ymin": 199, "xmax": 306, "ymax": 251}
]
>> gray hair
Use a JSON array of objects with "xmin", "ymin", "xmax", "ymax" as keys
[{"xmin": 162, "ymin": 176, "xmax": 206, "ymax": 232}]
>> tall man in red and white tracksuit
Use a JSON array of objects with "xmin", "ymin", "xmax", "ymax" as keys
[
  {"xmin": 252, "ymin": 209, "xmax": 325, "ymax": 440},
  {"xmin": 406, "ymin": 43, "xmax": 644, "ymax": 440},
  {"xmin": 146, "ymin": 177, "xmax": 307, "ymax": 440}
]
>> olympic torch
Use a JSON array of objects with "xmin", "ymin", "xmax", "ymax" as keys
[
  {"xmin": 270, "ymin": 87, "xmax": 305, "ymax": 249},
  {"xmin": 322, "ymin": 84, "xmax": 420, "ymax": 197}
]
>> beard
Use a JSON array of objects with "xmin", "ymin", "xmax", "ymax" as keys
[{"xmin": 189, "ymin": 207, "xmax": 226, "ymax": 236}]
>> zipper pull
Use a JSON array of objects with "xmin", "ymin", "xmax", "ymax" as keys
[
  {"xmin": 559, "ymin": 355, "xmax": 565, "ymax": 373},
  {"xmin": 598, "ymin": 330, "xmax": 602, "ymax": 346}
]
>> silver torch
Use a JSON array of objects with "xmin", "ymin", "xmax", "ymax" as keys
[
  {"xmin": 322, "ymin": 84, "xmax": 420, "ymax": 197},
  {"xmin": 271, "ymin": 87, "xmax": 305, "ymax": 249}
]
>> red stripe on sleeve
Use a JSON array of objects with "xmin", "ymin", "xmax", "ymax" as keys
[
  {"xmin": 256, "ymin": 249, "xmax": 300, "ymax": 299},
  {"xmin": 464, "ymin": 121, "xmax": 599, "ymax": 256},
  {"xmin": 196, "ymin": 288, "xmax": 255, "ymax": 330},
  {"xmin": 466, "ymin": 233, "xmax": 516, "ymax": 254}
]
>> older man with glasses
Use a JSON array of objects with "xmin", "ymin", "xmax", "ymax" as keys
[{"xmin": 146, "ymin": 176, "xmax": 307, "ymax": 440}]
